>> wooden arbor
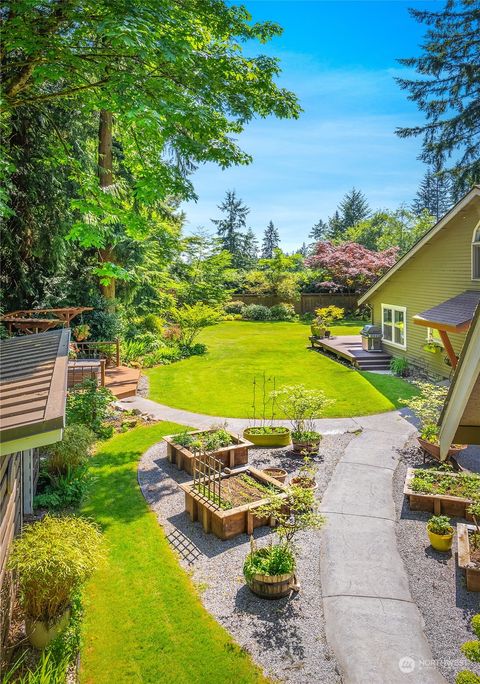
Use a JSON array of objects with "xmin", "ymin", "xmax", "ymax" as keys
[{"xmin": 1, "ymin": 307, "xmax": 92, "ymax": 335}]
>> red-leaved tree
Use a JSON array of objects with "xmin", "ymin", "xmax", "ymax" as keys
[{"xmin": 306, "ymin": 241, "xmax": 398, "ymax": 293}]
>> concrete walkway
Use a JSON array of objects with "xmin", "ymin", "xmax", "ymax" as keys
[
  {"xmin": 126, "ymin": 395, "xmax": 445, "ymax": 683},
  {"xmin": 320, "ymin": 412, "xmax": 446, "ymax": 684}
]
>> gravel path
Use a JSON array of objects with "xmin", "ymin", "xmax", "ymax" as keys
[
  {"xmin": 393, "ymin": 440, "xmax": 480, "ymax": 684},
  {"xmin": 138, "ymin": 433, "xmax": 355, "ymax": 683}
]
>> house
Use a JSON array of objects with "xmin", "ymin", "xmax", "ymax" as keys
[
  {"xmin": 358, "ymin": 186, "xmax": 480, "ymax": 378},
  {"xmin": 0, "ymin": 329, "xmax": 69, "ymax": 658},
  {"xmin": 438, "ymin": 303, "xmax": 480, "ymax": 460}
]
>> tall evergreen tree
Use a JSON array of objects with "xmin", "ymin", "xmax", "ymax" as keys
[
  {"xmin": 261, "ymin": 220, "xmax": 280, "ymax": 258},
  {"xmin": 296, "ymin": 242, "xmax": 308, "ymax": 257},
  {"xmin": 211, "ymin": 190, "xmax": 250, "ymax": 268},
  {"xmin": 411, "ymin": 168, "xmax": 454, "ymax": 221},
  {"xmin": 240, "ymin": 229, "xmax": 259, "ymax": 270},
  {"xmin": 309, "ymin": 219, "xmax": 329, "ymax": 241},
  {"xmin": 396, "ymin": 0, "xmax": 480, "ymax": 190},
  {"xmin": 338, "ymin": 188, "xmax": 370, "ymax": 231}
]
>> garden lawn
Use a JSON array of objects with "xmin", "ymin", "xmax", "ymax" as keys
[
  {"xmin": 146, "ymin": 321, "xmax": 417, "ymax": 418},
  {"xmin": 80, "ymin": 423, "xmax": 267, "ymax": 684}
]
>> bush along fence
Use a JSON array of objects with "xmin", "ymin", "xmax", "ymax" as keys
[{"xmin": 232, "ymin": 292, "xmax": 359, "ymax": 315}]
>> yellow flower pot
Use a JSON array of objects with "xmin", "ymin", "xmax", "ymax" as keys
[{"xmin": 427, "ymin": 525, "xmax": 454, "ymax": 552}]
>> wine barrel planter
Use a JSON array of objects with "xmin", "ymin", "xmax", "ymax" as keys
[
  {"xmin": 243, "ymin": 427, "xmax": 291, "ymax": 448},
  {"xmin": 247, "ymin": 571, "xmax": 296, "ymax": 599},
  {"xmin": 404, "ymin": 468, "xmax": 478, "ymax": 521},
  {"xmin": 262, "ymin": 467, "xmax": 287, "ymax": 483},
  {"xmin": 164, "ymin": 430, "xmax": 252, "ymax": 475},
  {"xmin": 417, "ymin": 437, "xmax": 467, "ymax": 461},
  {"xmin": 458, "ymin": 524, "xmax": 480, "ymax": 592},
  {"xmin": 291, "ymin": 476, "xmax": 317, "ymax": 491},
  {"xmin": 180, "ymin": 467, "xmax": 288, "ymax": 540},
  {"xmin": 291, "ymin": 438, "xmax": 321, "ymax": 455}
]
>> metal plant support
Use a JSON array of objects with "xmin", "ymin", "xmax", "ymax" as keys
[{"xmin": 192, "ymin": 450, "xmax": 224, "ymax": 510}]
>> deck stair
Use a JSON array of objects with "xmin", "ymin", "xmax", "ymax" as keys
[{"xmin": 310, "ymin": 335, "xmax": 392, "ymax": 372}]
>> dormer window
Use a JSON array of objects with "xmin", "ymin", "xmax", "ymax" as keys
[{"xmin": 473, "ymin": 224, "xmax": 480, "ymax": 280}]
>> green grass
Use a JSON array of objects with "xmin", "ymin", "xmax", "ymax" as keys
[
  {"xmin": 80, "ymin": 423, "xmax": 267, "ymax": 684},
  {"xmin": 146, "ymin": 321, "xmax": 417, "ymax": 418}
]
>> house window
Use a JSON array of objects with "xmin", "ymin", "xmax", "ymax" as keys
[
  {"xmin": 381, "ymin": 304, "xmax": 406, "ymax": 349},
  {"xmin": 473, "ymin": 224, "xmax": 480, "ymax": 280}
]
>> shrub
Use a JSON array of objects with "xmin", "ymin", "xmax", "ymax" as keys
[
  {"xmin": 271, "ymin": 384, "xmax": 333, "ymax": 436},
  {"xmin": 269, "ymin": 303, "xmax": 296, "ymax": 321},
  {"xmin": 34, "ymin": 464, "xmax": 90, "ymax": 511},
  {"xmin": 313, "ymin": 305, "xmax": 344, "ymax": 328},
  {"xmin": 390, "ymin": 356, "xmax": 410, "ymax": 377},
  {"xmin": 43, "ymin": 425, "xmax": 96, "ymax": 476},
  {"xmin": 242, "ymin": 304, "xmax": 271, "ymax": 321},
  {"xmin": 456, "ymin": 672, "xmax": 480, "ymax": 684},
  {"xmin": 86, "ymin": 309, "xmax": 123, "ymax": 341},
  {"xmin": 400, "ymin": 381, "xmax": 448, "ymax": 444},
  {"xmin": 224, "ymin": 300, "xmax": 246, "ymax": 315},
  {"xmin": 456, "ymin": 614, "xmax": 480, "ymax": 683},
  {"xmin": 243, "ymin": 543, "xmax": 295, "ymax": 582},
  {"xmin": 66, "ymin": 379, "xmax": 114, "ymax": 438},
  {"xmin": 8, "ymin": 516, "xmax": 104, "ymax": 623},
  {"xmin": 171, "ymin": 303, "xmax": 220, "ymax": 346}
]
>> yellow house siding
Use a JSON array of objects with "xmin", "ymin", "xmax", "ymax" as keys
[{"xmin": 368, "ymin": 200, "xmax": 480, "ymax": 378}]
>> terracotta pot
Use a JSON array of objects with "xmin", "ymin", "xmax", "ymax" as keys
[
  {"xmin": 262, "ymin": 467, "xmax": 288, "ymax": 484},
  {"xmin": 25, "ymin": 608, "xmax": 70, "ymax": 649},
  {"xmin": 247, "ymin": 571, "xmax": 296, "ymax": 599},
  {"xmin": 417, "ymin": 437, "xmax": 467, "ymax": 461},
  {"xmin": 243, "ymin": 428, "xmax": 291, "ymax": 448}
]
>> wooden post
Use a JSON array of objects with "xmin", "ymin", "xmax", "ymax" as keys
[
  {"xmin": 100, "ymin": 359, "xmax": 106, "ymax": 387},
  {"xmin": 115, "ymin": 338, "xmax": 120, "ymax": 367},
  {"xmin": 439, "ymin": 330, "xmax": 458, "ymax": 369}
]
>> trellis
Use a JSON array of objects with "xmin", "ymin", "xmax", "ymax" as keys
[{"xmin": 192, "ymin": 451, "xmax": 224, "ymax": 510}]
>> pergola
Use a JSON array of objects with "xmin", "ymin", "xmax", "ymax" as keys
[
  {"xmin": 438, "ymin": 303, "xmax": 480, "ymax": 460},
  {"xmin": 1, "ymin": 307, "xmax": 92, "ymax": 335},
  {"xmin": 412, "ymin": 290, "xmax": 480, "ymax": 369}
]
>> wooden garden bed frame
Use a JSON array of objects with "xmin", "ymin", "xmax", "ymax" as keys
[
  {"xmin": 404, "ymin": 467, "xmax": 477, "ymax": 521},
  {"xmin": 164, "ymin": 429, "xmax": 252, "ymax": 476},
  {"xmin": 180, "ymin": 466, "xmax": 288, "ymax": 540},
  {"xmin": 457, "ymin": 524, "xmax": 480, "ymax": 592}
]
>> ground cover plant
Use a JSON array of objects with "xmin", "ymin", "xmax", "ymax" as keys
[
  {"xmin": 410, "ymin": 469, "xmax": 480, "ymax": 499},
  {"xmin": 146, "ymin": 321, "xmax": 418, "ymax": 418},
  {"xmin": 80, "ymin": 423, "xmax": 267, "ymax": 684}
]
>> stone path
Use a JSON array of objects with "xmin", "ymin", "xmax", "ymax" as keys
[{"xmin": 128, "ymin": 395, "xmax": 447, "ymax": 684}]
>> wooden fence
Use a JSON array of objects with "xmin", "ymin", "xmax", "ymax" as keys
[{"xmin": 232, "ymin": 293, "xmax": 359, "ymax": 315}]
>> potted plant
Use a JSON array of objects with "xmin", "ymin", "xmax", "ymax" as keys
[
  {"xmin": 243, "ymin": 375, "xmax": 291, "ymax": 447},
  {"xmin": 243, "ymin": 484, "xmax": 324, "ymax": 598},
  {"xmin": 290, "ymin": 456, "xmax": 318, "ymax": 490},
  {"xmin": 427, "ymin": 514, "xmax": 454, "ymax": 552},
  {"xmin": 8, "ymin": 516, "xmax": 104, "ymax": 649},
  {"xmin": 401, "ymin": 381, "xmax": 467, "ymax": 461},
  {"xmin": 271, "ymin": 384, "xmax": 332, "ymax": 454},
  {"xmin": 310, "ymin": 305, "xmax": 344, "ymax": 339},
  {"xmin": 261, "ymin": 467, "xmax": 288, "ymax": 483},
  {"xmin": 72, "ymin": 323, "xmax": 90, "ymax": 342}
]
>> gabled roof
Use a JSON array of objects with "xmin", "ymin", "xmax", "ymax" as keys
[
  {"xmin": 438, "ymin": 303, "xmax": 480, "ymax": 459},
  {"xmin": 0, "ymin": 329, "xmax": 70, "ymax": 455},
  {"xmin": 358, "ymin": 185, "xmax": 480, "ymax": 306}
]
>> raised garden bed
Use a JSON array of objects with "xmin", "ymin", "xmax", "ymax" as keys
[
  {"xmin": 164, "ymin": 429, "xmax": 252, "ymax": 476},
  {"xmin": 457, "ymin": 524, "xmax": 480, "ymax": 592},
  {"xmin": 404, "ymin": 467, "xmax": 480, "ymax": 520},
  {"xmin": 180, "ymin": 466, "xmax": 288, "ymax": 540}
]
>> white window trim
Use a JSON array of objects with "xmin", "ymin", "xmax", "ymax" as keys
[
  {"xmin": 381, "ymin": 304, "xmax": 407, "ymax": 350},
  {"xmin": 472, "ymin": 222, "xmax": 480, "ymax": 281}
]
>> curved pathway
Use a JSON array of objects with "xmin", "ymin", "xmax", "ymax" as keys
[{"xmin": 125, "ymin": 395, "xmax": 446, "ymax": 684}]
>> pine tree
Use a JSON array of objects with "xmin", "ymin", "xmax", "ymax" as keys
[
  {"xmin": 296, "ymin": 242, "xmax": 308, "ymax": 257},
  {"xmin": 396, "ymin": 0, "xmax": 480, "ymax": 189},
  {"xmin": 338, "ymin": 188, "xmax": 370, "ymax": 231},
  {"xmin": 309, "ymin": 219, "xmax": 329, "ymax": 241},
  {"xmin": 240, "ymin": 229, "xmax": 259, "ymax": 270},
  {"xmin": 211, "ymin": 190, "xmax": 250, "ymax": 267},
  {"xmin": 261, "ymin": 220, "xmax": 280, "ymax": 258},
  {"xmin": 411, "ymin": 168, "xmax": 454, "ymax": 221}
]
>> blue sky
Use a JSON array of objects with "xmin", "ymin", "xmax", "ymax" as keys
[{"xmin": 182, "ymin": 0, "xmax": 440, "ymax": 251}]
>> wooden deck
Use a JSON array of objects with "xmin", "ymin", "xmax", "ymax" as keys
[
  {"xmin": 310, "ymin": 335, "xmax": 391, "ymax": 371},
  {"xmin": 105, "ymin": 366, "xmax": 140, "ymax": 399}
]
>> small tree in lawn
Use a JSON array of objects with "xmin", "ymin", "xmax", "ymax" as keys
[
  {"xmin": 306, "ymin": 241, "xmax": 398, "ymax": 293},
  {"xmin": 171, "ymin": 303, "xmax": 220, "ymax": 347}
]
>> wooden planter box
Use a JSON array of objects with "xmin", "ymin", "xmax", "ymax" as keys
[
  {"xmin": 404, "ymin": 468, "xmax": 477, "ymax": 521},
  {"xmin": 180, "ymin": 467, "xmax": 288, "ymax": 540},
  {"xmin": 163, "ymin": 430, "xmax": 252, "ymax": 476},
  {"xmin": 458, "ymin": 524, "xmax": 480, "ymax": 592}
]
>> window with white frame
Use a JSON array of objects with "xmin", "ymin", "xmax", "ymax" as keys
[
  {"xmin": 381, "ymin": 304, "xmax": 406, "ymax": 348},
  {"xmin": 473, "ymin": 224, "xmax": 480, "ymax": 280}
]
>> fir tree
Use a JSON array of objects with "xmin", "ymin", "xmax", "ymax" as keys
[
  {"xmin": 261, "ymin": 220, "xmax": 280, "ymax": 258},
  {"xmin": 338, "ymin": 188, "xmax": 370, "ymax": 231},
  {"xmin": 211, "ymin": 190, "xmax": 250, "ymax": 267},
  {"xmin": 240, "ymin": 229, "xmax": 259, "ymax": 270},
  {"xmin": 296, "ymin": 242, "xmax": 308, "ymax": 257},
  {"xmin": 309, "ymin": 219, "xmax": 329, "ymax": 241},
  {"xmin": 411, "ymin": 168, "xmax": 454, "ymax": 221},
  {"xmin": 397, "ymin": 0, "xmax": 480, "ymax": 189}
]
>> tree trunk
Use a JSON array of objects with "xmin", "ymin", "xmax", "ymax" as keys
[{"xmin": 97, "ymin": 110, "xmax": 115, "ymax": 304}]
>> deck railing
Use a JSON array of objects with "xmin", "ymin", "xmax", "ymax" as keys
[{"xmin": 73, "ymin": 339, "xmax": 120, "ymax": 367}]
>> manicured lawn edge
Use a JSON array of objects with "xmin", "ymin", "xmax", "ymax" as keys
[{"xmin": 80, "ymin": 423, "xmax": 268, "ymax": 684}]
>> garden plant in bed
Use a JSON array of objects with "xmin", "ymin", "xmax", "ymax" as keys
[
  {"xmin": 458, "ymin": 499, "xmax": 480, "ymax": 592},
  {"xmin": 272, "ymin": 384, "xmax": 333, "ymax": 454},
  {"xmin": 405, "ymin": 467, "xmax": 480, "ymax": 519},
  {"xmin": 243, "ymin": 374, "xmax": 291, "ymax": 447},
  {"xmin": 164, "ymin": 426, "xmax": 251, "ymax": 475}
]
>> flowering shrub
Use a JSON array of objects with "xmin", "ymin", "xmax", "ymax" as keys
[{"xmin": 306, "ymin": 241, "xmax": 398, "ymax": 293}]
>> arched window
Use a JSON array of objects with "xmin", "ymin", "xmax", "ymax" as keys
[{"xmin": 473, "ymin": 223, "xmax": 480, "ymax": 280}]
